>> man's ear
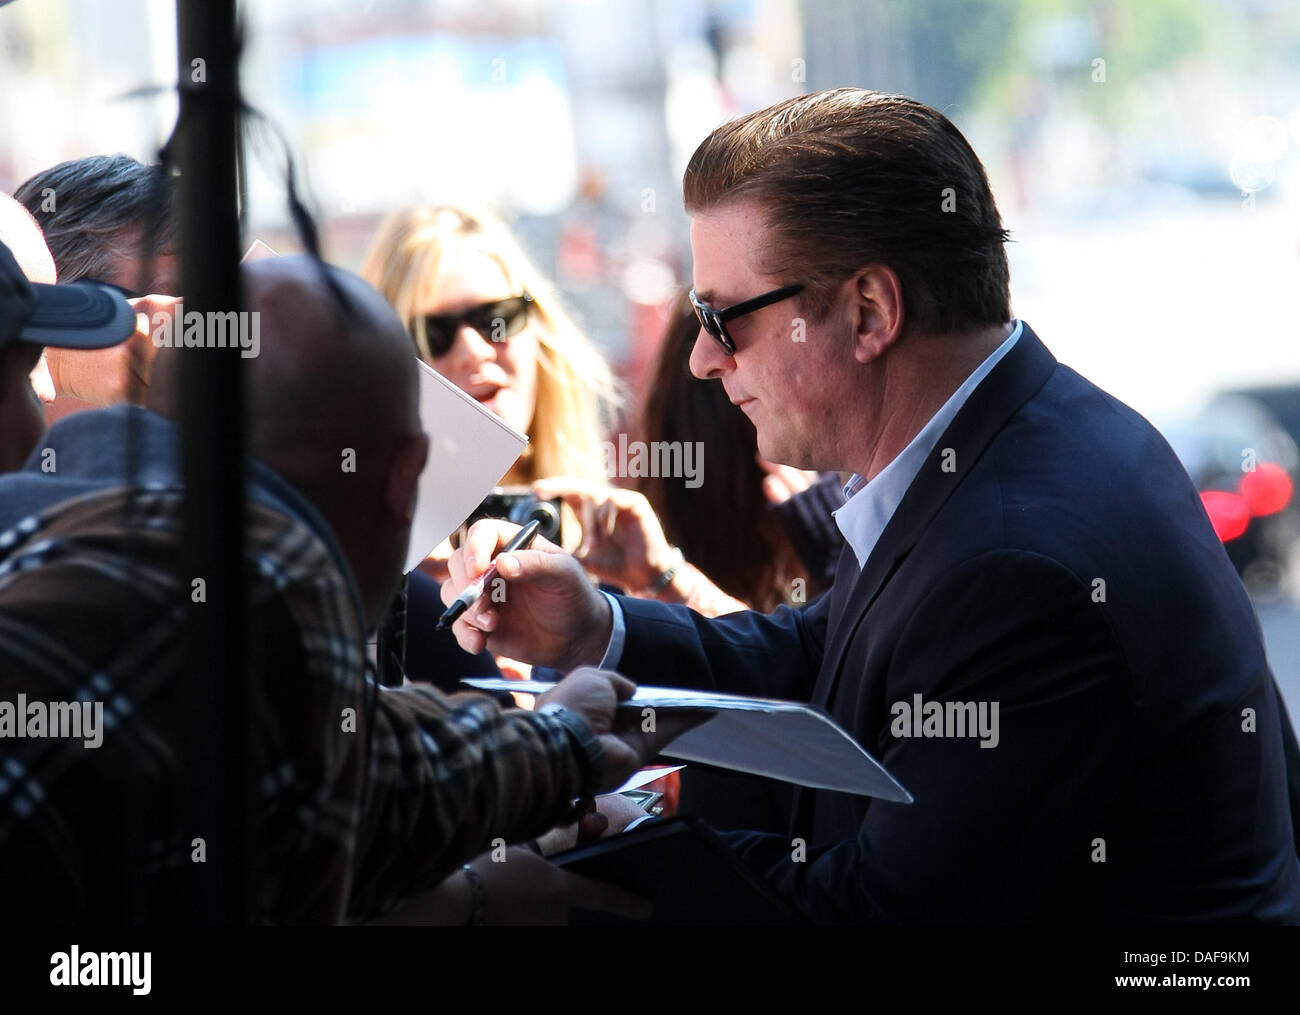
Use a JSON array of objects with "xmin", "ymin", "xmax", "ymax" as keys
[
  {"xmin": 850, "ymin": 264, "xmax": 905, "ymax": 364},
  {"xmin": 384, "ymin": 431, "xmax": 429, "ymax": 526}
]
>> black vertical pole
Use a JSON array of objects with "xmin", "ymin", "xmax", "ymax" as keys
[{"xmin": 175, "ymin": 0, "xmax": 246, "ymax": 923}]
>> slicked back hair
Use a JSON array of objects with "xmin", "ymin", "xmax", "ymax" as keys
[
  {"xmin": 14, "ymin": 154, "xmax": 174, "ymax": 285},
  {"xmin": 683, "ymin": 88, "xmax": 1011, "ymax": 337}
]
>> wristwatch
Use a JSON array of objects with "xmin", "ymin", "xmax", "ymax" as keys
[{"xmin": 537, "ymin": 701, "xmax": 605, "ymax": 821}]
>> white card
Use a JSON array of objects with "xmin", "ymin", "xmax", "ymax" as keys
[{"xmin": 405, "ymin": 360, "xmax": 528, "ymax": 572}]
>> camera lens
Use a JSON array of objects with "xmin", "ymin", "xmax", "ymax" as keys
[{"xmin": 515, "ymin": 499, "xmax": 561, "ymax": 544}]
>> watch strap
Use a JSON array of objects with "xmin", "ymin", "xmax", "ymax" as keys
[{"xmin": 537, "ymin": 702, "xmax": 605, "ymax": 810}]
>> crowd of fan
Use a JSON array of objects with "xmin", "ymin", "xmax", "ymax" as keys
[{"xmin": 0, "ymin": 153, "xmax": 837, "ymax": 923}]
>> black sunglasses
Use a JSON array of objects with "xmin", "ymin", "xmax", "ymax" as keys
[
  {"xmin": 414, "ymin": 292, "xmax": 534, "ymax": 358},
  {"xmin": 688, "ymin": 283, "xmax": 804, "ymax": 356}
]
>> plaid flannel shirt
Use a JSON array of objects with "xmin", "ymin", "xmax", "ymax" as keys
[{"xmin": 0, "ymin": 411, "xmax": 588, "ymax": 924}]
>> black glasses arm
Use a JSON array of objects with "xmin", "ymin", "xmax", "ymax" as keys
[{"xmin": 717, "ymin": 283, "xmax": 804, "ymax": 322}]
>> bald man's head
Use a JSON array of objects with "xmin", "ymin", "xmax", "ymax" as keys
[
  {"xmin": 0, "ymin": 195, "xmax": 56, "ymax": 285},
  {"xmin": 240, "ymin": 256, "xmax": 421, "ymax": 469},
  {"xmin": 0, "ymin": 194, "xmax": 56, "ymax": 471},
  {"xmin": 149, "ymin": 256, "xmax": 429, "ymax": 629}
]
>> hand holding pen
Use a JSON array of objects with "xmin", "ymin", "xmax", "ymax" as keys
[
  {"xmin": 436, "ymin": 518, "xmax": 543, "ymax": 630},
  {"xmin": 440, "ymin": 517, "xmax": 617, "ymax": 671}
]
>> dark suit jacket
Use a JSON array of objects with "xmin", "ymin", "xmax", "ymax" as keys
[{"xmin": 614, "ymin": 323, "xmax": 1300, "ymax": 923}]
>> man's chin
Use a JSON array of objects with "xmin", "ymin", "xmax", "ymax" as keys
[
  {"xmin": 756, "ymin": 436, "xmax": 820, "ymax": 473},
  {"xmin": 756, "ymin": 439, "xmax": 795, "ymax": 469}
]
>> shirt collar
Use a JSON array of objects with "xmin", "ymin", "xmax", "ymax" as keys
[{"xmin": 834, "ymin": 320, "xmax": 1024, "ymax": 569}]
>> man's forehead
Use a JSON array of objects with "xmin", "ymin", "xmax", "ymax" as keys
[
  {"xmin": 688, "ymin": 200, "xmax": 774, "ymax": 303},
  {"xmin": 108, "ymin": 249, "xmax": 180, "ymax": 296}
]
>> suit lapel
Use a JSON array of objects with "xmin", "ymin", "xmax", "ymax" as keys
[
  {"xmin": 790, "ymin": 324, "xmax": 1058, "ymax": 840},
  {"xmin": 810, "ymin": 323, "xmax": 1059, "ymax": 713}
]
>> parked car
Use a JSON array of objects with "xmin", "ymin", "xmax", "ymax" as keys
[{"xmin": 1161, "ymin": 392, "xmax": 1300, "ymax": 601}]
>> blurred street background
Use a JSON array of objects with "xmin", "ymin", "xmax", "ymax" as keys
[{"xmin": 2, "ymin": 0, "xmax": 1297, "ymax": 713}]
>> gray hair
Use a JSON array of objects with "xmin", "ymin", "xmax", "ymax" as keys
[{"xmin": 13, "ymin": 154, "xmax": 175, "ymax": 285}]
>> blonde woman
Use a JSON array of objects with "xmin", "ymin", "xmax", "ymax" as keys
[
  {"xmin": 362, "ymin": 205, "xmax": 621, "ymax": 692},
  {"xmin": 361, "ymin": 205, "xmax": 617, "ymax": 496}
]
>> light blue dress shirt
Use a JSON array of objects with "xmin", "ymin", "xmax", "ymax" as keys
[{"xmin": 834, "ymin": 320, "xmax": 1022, "ymax": 568}]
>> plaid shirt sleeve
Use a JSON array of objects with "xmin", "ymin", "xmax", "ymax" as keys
[
  {"xmin": 343, "ymin": 685, "xmax": 587, "ymax": 922},
  {"xmin": 0, "ymin": 488, "xmax": 589, "ymax": 924}
]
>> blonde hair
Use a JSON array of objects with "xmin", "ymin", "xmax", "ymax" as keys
[{"xmin": 360, "ymin": 206, "xmax": 619, "ymax": 485}]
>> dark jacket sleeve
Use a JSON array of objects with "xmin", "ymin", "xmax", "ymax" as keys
[
  {"xmin": 613, "ymin": 591, "xmax": 831, "ymax": 703},
  {"xmin": 1272, "ymin": 680, "xmax": 1300, "ymax": 858}
]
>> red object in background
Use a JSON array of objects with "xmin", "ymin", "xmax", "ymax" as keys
[
  {"xmin": 557, "ymin": 224, "xmax": 603, "ymax": 285},
  {"xmin": 624, "ymin": 300, "xmax": 670, "ymax": 406},
  {"xmin": 1239, "ymin": 462, "xmax": 1293, "ymax": 517},
  {"xmin": 639, "ymin": 766, "xmax": 681, "ymax": 816},
  {"xmin": 1201, "ymin": 489, "xmax": 1251, "ymax": 542}
]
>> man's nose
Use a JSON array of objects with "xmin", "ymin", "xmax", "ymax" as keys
[{"xmin": 688, "ymin": 327, "xmax": 731, "ymax": 380}]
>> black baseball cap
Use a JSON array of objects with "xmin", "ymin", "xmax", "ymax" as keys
[{"xmin": 0, "ymin": 238, "xmax": 135, "ymax": 353}]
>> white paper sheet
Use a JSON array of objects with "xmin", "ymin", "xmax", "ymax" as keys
[
  {"xmin": 404, "ymin": 360, "xmax": 528, "ymax": 572},
  {"xmin": 463, "ymin": 679, "xmax": 912, "ymax": 803},
  {"xmin": 614, "ymin": 765, "xmax": 686, "ymax": 794},
  {"xmin": 240, "ymin": 239, "xmax": 280, "ymax": 262}
]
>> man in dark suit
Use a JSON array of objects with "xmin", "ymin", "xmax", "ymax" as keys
[{"xmin": 441, "ymin": 88, "xmax": 1300, "ymax": 923}]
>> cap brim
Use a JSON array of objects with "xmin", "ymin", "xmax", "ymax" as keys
[{"xmin": 18, "ymin": 281, "xmax": 136, "ymax": 350}]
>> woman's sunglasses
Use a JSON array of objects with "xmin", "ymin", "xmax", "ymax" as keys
[{"xmin": 414, "ymin": 292, "xmax": 534, "ymax": 358}]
